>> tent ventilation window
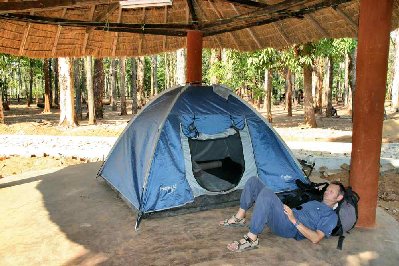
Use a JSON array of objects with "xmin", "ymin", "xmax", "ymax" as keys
[{"xmin": 188, "ymin": 132, "xmax": 245, "ymax": 192}]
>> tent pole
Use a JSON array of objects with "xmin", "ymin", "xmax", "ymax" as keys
[
  {"xmin": 350, "ymin": 0, "xmax": 393, "ymax": 228},
  {"xmin": 186, "ymin": 30, "xmax": 203, "ymax": 85}
]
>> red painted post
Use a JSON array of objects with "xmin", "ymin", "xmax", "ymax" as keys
[
  {"xmin": 350, "ymin": 0, "xmax": 393, "ymax": 227},
  {"xmin": 186, "ymin": 30, "xmax": 203, "ymax": 85}
]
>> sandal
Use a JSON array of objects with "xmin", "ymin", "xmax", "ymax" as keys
[
  {"xmin": 220, "ymin": 214, "xmax": 246, "ymax": 227},
  {"xmin": 227, "ymin": 234, "xmax": 259, "ymax": 252}
]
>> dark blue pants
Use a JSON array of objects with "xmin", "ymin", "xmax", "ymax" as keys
[{"xmin": 240, "ymin": 176, "xmax": 298, "ymax": 238}]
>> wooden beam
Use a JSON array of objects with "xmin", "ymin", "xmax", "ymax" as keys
[
  {"xmin": 93, "ymin": 2, "xmax": 119, "ymax": 22},
  {"xmin": 194, "ymin": 1, "xmax": 223, "ymax": 48},
  {"xmin": 186, "ymin": 0, "xmax": 198, "ymax": 24},
  {"xmin": 225, "ymin": 0, "xmax": 269, "ymax": 8},
  {"xmin": 333, "ymin": 6, "xmax": 358, "ymax": 31},
  {"xmin": 111, "ymin": 7, "xmax": 122, "ymax": 57},
  {"xmin": 52, "ymin": 8, "xmax": 68, "ymax": 57},
  {"xmin": 0, "ymin": 13, "xmax": 194, "ymax": 30},
  {"xmin": 0, "ymin": 0, "xmax": 118, "ymax": 14},
  {"xmin": 86, "ymin": 2, "xmax": 119, "ymax": 34},
  {"xmin": 208, "ymin": 1, "xmax": 240, "ymax": 50},
  {"xmin": 204, "ymin": 0, "xmax": 352, "ymax": 37},
  {"xmin": 82, "ymin": 5, "xmax": 96, "ymax": 55},
  {"xmin": 19, "ymin": 19, "xmax": 32, "ymax": 56},
  {"xmin": 0, "ymin": 12, "xmax": 189, "ymax": 37},
  {"xmin": 163, "ymin": 6, "xmax": 168, "ymax": 50},
  {"xmin": 138, "ymin": 8, "xmax": 146, "ymax": 55},
  {"xmin": 93, "ymin": 27, "xmax": 187, "ymax": 36},
  {"xmin": 273, "ymin": 22, "xmax": 291, "ymax": 46},
  {"xmin": 230, "ymin": 4, "xmax": 261, "ymax": 49},
  {"xmin": 305, "ymin": 13, "xmax": 329, "ymax": 38},
  {"xmin": 202, "ymin": 0, "xmax": 304, "ymax": 30}
]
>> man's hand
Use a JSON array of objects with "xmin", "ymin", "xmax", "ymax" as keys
[
  {"xmin": 283, "ymin": 204, "xmax": 325, "ymax": 244},
  {"xmin": 283, "ymin": 204, "xmax": 296, "ymax": 224}
]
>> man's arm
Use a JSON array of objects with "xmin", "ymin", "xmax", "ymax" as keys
[
  {"xmin": 283, "ymin": 204, "xmax": 325, "ymax": 244},
  {"xmin": 295, "ymin": 223, "xmax": 325, "ymax": 244}
]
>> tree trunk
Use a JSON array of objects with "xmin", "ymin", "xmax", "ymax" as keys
[
  {"xmin": 176, "ymin": 48, "xmax": 186, "ymax": 85},
  {"xmin": 110, "ymin": 59, "xmax": 118, "ymax": 111},
  {"xmin": 326, "ymin": 56, "xmax": 333, "ymax": 117},
  {"xmin": 348, "ymin": 45, "xmax": 357, "ymax": 117},
  {"xmin": 137, "ymin": 56, "xmax": 145, "ymax": 107},
  {"xmin": 344, "ymin": 53, "xmax": 350, "ymax": 106},
  {"xmin": 131, "ymin": 58, "xmax": 138, "ymax": 115},
  {"xmin": 17, "ymin": 59, "xmax": 23, "ymax": 103},
  {"xmin": 53, "ymin": 58, "xmax": 59, "ymax": 106},
  {"xmin": 3, "ymin": 77, "xmax": 8, "ymax": 104},
  {"xmin": 314, "ymin": 58, "xmax": 324, "ymax": 114},
  {"xmin": 322, "ymin": 58, "xmax": 329, "ymax": 109},
  {"xmin": 74, "ymin": 59, "xmax": 82, "ymax": 120},
  {"xmin": 43, "ymin": 59, "xmax": 51, "ymax": 113},
  {"xmin": 0, "ymin": 95, "xmax": 3, "ymax": 124},
  {"xmin": 93, "ymin": 58, "xmax": 104, "ymax": 119},
  {"xmin": 263, "ymin": 69, "xmax": 273, "ymax": 122},
  {"xmin": 311, "ymin": 70, "xmax": 317, "ymax": 104},
  {"xmin": 49, "ymin": 59, "xmax": 53, "ymax": 107},
  {"xmin": 291, "ymin": 73, "xmax": 297, "ymax": 107},
  {"xmin": 151, "ymin": 55, "xmax": 158, "ymax": 96},
  {"xmin": 120, "ymin": 57, "xmax": 127, "ymax": 116},
  {"xmin": 392, "ymin": 30, "xmax": 399, "ymax": 110},
  {"xmin": 286, "ymin": 68, "xmax": 293, "ymax": 117},
  {"xmin": 164, "ymin": 54, "xmax": 170, "ymax": 89},
  {"xmin": 303, "ymin": 63, "xmax": 317, "ymax": 128},
  {"xmin": 58, "ymin": 58, "xmax": 77, "ymax": 127},
  {"xmin": 28, "ymin": 59, "xmax": 34, "ymax": 107},
  {"xmin": 85, "ymin": 56, "xmax": 96, "ymax": 125},
  {"xmin": 210, "ymin": 49, "xmax": 221, "ymax": 84}
]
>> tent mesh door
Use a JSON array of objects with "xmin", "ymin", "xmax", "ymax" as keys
[{"xmin": 188, "ymin": 132, "xmax": 245, "ymax": 192}]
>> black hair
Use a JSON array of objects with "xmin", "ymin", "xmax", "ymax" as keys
[{"xmin": 330, "ymin": 181, "xmax": 346, "ymax": 196}]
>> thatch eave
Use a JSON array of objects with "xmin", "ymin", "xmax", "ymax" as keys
[{"xmin": 0, "ymin": 0, "xmax": 398, "ymax": 58}]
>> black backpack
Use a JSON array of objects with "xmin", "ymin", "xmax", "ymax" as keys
[
  {"xmin": 279, "ymin": 179, "xmax": 328, "ymax": 209},
  {"xmin": 331, "ymin": 187, "xmax": 360, "ymax": 250},
  {"xmin": 279, "ymin": 180, "xmax": 359, "ymax": 250}
]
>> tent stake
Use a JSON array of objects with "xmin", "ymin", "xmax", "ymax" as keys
[{"xmin": 135, "ymin": 211, "xmax": 143, "ymax": 231}]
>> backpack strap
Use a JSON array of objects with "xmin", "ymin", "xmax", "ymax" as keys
[
  {"xmin": 333, "ymin": 202, "xmax": 345, "ymax": 250},
  {"xmin": 337, "ymin": 235, "xmax": 345, "ymax": 250}
]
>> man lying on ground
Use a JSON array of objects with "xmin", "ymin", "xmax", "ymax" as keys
[{"xmin": 220, "ymin": 176, "xmax": 344, "ymax": 252}]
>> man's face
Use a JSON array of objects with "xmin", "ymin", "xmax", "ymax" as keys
[{"xmin": 323, "ymin": 184, "xmax": 342, "ymax": 203}]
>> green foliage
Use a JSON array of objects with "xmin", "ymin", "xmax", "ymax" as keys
[
  {"xmin": 156, "ymin": 55, "xmax": 166, "ymax": 91},
  {"xmin": 0, "ymin": 37, "xmax": 359, "ymax": 104},
  {"xmin": 202, "ymin": 49, "xmax": 211, "ymax": 84},
  {"xmin": 0, "ymin": 54, "xmax": 43, "ymax": 99},
  {"xmin": 315, "ymin": 38, "xmax": 357, "ymax": 60}
]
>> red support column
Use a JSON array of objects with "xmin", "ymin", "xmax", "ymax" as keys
[
  {"xmin": 350, "ymin": 0, "xmax": 393, "ymax": 227},
  {"xmin": 186, "ymin": 30, "xmax": 203, "ymax": 85}
]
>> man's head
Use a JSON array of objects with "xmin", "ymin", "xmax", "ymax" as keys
[{"xmin": 323, "ymin": 181, "xmax": 345, "ymax": 205}]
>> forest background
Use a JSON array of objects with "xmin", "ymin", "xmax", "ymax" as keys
[{"xmin": 0, "ymin": 29, "xmax": 398, "ymax": 127}]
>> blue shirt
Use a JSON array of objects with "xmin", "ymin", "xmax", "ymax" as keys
[{"xmin": 292, "ymin": 200, "xmax": 338, "ymax": 240}]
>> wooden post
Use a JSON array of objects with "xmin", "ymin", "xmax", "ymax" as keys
[
  {"xmin": 350, "ymin": 0, "xmax": 393, "ymax": 227},
  {"xmin": 186, "ymin": 30, "xmax": 203, "ymax": 85}
]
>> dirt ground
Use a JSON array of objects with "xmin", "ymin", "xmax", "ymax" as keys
[
  {"xmin": 2, "ymin": 163, "xmax": 398, "ymax": 265},
  {"xmin": 1, "ymin": 101, "xmax": 399, "ymax": 223}
]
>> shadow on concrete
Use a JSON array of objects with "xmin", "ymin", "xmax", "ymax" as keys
[
  {"xmin": 2, "ymin": 162, "xmax": 398, "ymax": 265},
  {"xmin": 0, "ymin": 175, "xmax": 43, "ymax": 189}
]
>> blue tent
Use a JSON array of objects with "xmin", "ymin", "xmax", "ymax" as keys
[{"xmin": 99, "ymin": 85, "xmax": 308, "ymax": 224}]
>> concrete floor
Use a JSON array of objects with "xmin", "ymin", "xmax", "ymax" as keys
[{"xmin": 0, "ymin": 163, "xmax": 398, "ymax": 266}]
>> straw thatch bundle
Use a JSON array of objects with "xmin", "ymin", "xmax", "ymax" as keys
[{"xmin": 0, "ymin": 0, "xmax": 398, "ymax": 58}]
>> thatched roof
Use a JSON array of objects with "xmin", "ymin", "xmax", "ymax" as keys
[{"xmin": 0, "ymin": 0, "xmax": 398, "ymax": 58}]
